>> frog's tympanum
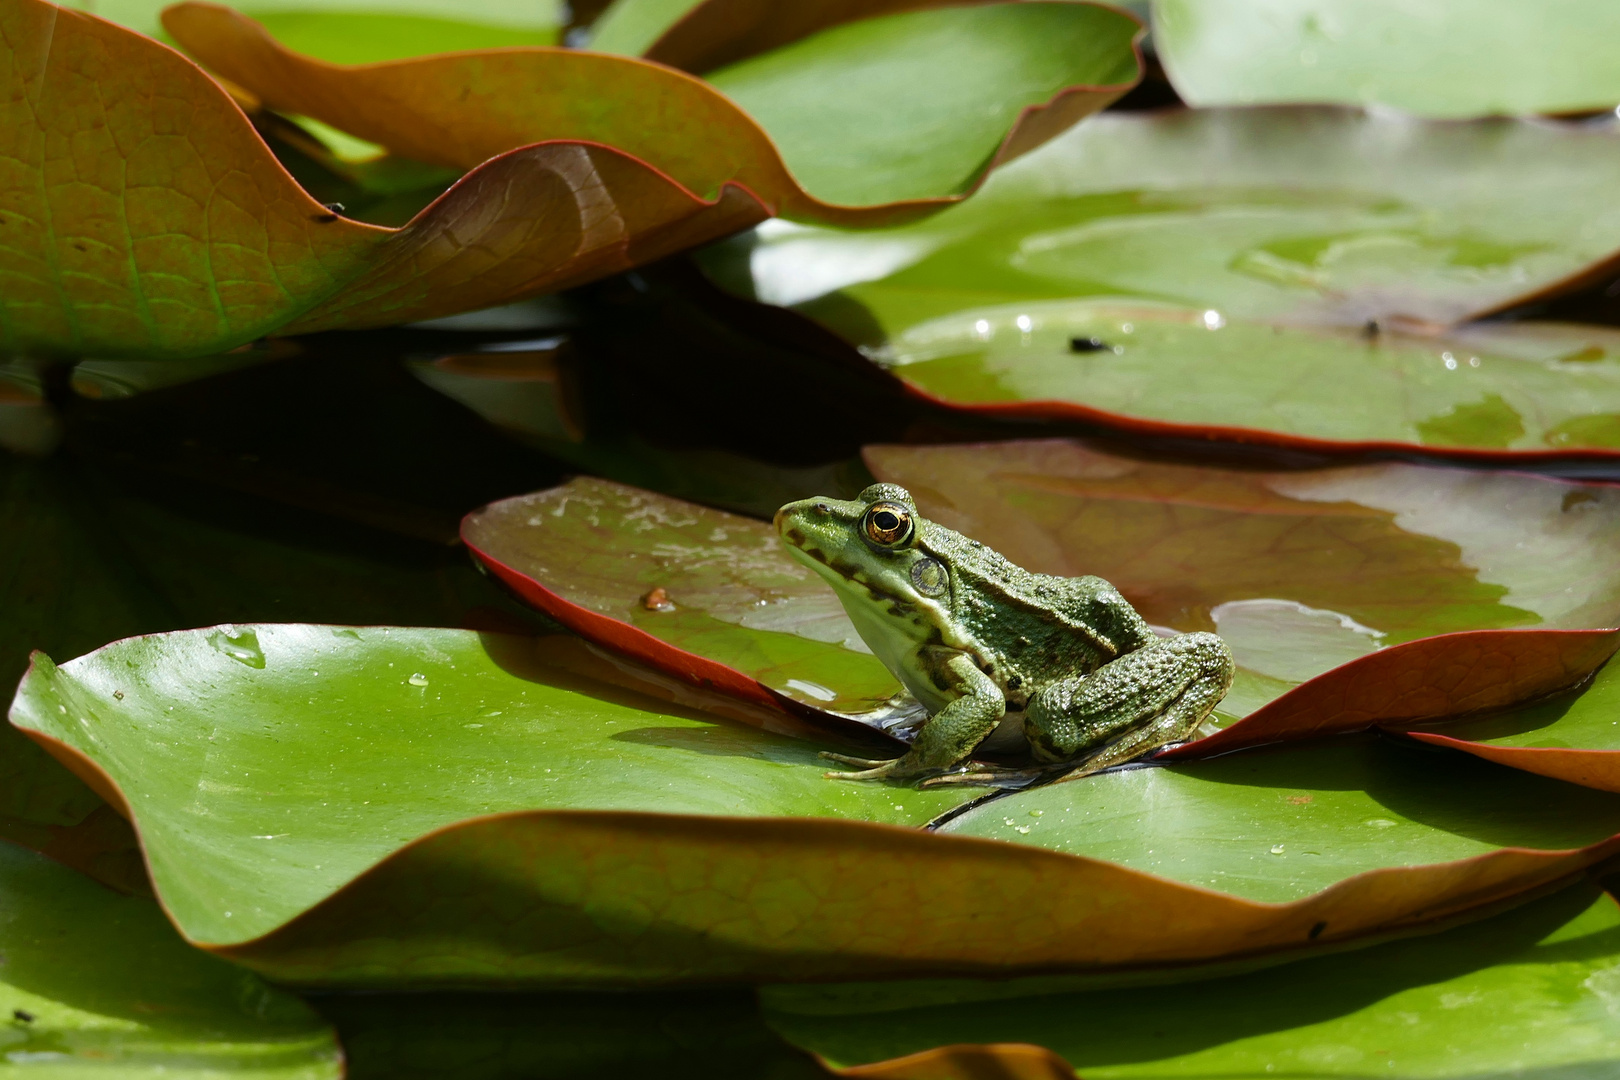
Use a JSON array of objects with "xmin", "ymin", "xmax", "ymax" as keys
[{"xmin": 775, "ymin": 484, "xmax": 1234, "ymax": 782}]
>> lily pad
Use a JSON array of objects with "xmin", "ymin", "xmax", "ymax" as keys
[
  {"xmin": 164, "ymin": 1, "xmax": 1139, "ymax": 217},
  {"xmin": 0, "ymin": 838, "xmax": 340, "ymax": 1077},
  {"xmin": 0, "ymin": 723, "xmax": 147, "ymax": 895},
  {"xmin": 764, "ymin": 880, "xmax": 1620, "ymax": 1078},
  {"xmin": 14, "ymin": 625, "xmax": 1620, "ymax": 987},
  {"xmin": 944, "ymin": 735, "xmax": 1620, "ymax": 902},
  {"xmin": 462, "ymin": 476, "xmax": 906, "ymax": 723},
  {"xmin": 873, "ymin": 305, "xmax": 1620, "ymax": 457},
  {"xmin": 1154, "ymin": 0, "xmax": 1620, "ymax": 119},
  {"xmin": 1400, "ymin": 659, "xmax": 1620, "ymax": 794},
  {"xmin": 701, "ymin": 107, "xmax": 1620, "ymax": 454},
  {"xmin": 1, "ymin": 0, "xmax": 771, "ymax": 359},
  {"xmin": 865, "ymin": 439, "xmax": 1620, "ymax": 713}
]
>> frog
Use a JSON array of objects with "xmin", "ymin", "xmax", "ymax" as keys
[{"xmin": 774, "ymin": 483, "xmax": 1234, "ymax": 783}]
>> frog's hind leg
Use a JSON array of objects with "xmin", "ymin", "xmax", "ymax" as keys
[{"xmin": 1025, "ymin": 632, "xmax": 1234, "ymax": 776}]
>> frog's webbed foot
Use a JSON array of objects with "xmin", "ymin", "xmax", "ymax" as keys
[
  {"xmin": 918, "ymin": 761, "xmax": 1068, "ymax": 790},
  {"xmin": 819, "ymin": 751, "xmax": 905, "ymax": 780}
]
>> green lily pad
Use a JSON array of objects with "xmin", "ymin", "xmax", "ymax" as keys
[
  {"xmin": 864, "ymin": 439, "xmax": 1620, "ymax": 714},
  {"xmin": 764, "ymin": 880, "xmax": 1620, "ymax": 1077},
  {"xmin": 586, "ymin": 0, "xmax": 704, "ymax": 55},
  {"xmin": 943, "ymin": 735, "xmax": 1620, "ymax": 903},
  {"xmin": 9, "ymin": 625, "xmax": 955, "ymax": 950},
  {"xmin": 1155, "ymin": 0, "xmax": 1620, "ymax": 119},
  {"xmin": 1391, "ymin": 660, "xmax": 1620, "ymax": 795},
  {"xmin": 0, "ymin": 839, "xmax": 339, "ymax": 1077},
  {"xmin": 243, "ymin": 11, "xmax": 560, "ymax": 65},
  {"xmin": 700, "ymin": 107, "xmax": 1620, "ymax": 454},
  {"xmin": 463, "ymin": 477, "xmax": 907, "ymax": 723},
  {"xmin": 13, "ymin": 625, "xmax": 1620, "ymax": 987},
  {"xmin": 875, "ymin": 304, "xmax": 1620, "ymax": 455},
  {"xmin": 701, "ymin": 2, "xmax": 1142, "ymax": 206}
]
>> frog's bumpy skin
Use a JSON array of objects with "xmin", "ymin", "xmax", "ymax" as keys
[{"xmin": 1024, "ymin": 632, "xmax": 1236, "ymax": 765}]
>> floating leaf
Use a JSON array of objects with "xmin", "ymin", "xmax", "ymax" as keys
[
  {"xmin": 1154, "ymin": 0, "xmax": 1620, "ymax": 119},
  {"xmin": 702, "ymin": 107, "xmax": 1620, "ymax": 454},
  {"xmin": 164, "ymin": 0, "xmax": 1140, "ymax": 216},
  {"xmin": 1171, "ymin": 628, "xmax": 1620, "ymax": 759},
  {"xmin": 14, "ymin": 625, "xmax": 1620, "ymax": 987},
  {"xmin": 0, "ymin": 839, "xmax": 340, "ymax": 1077},
  {"xmin": 865, "ymin": 439, "xmax": 1620, "ymax": 717},
  {"xmin": 873, "ymin": 307, "xmax": 1620, "ymax": 457},
  {"xmin": 0, "ymin": 723, "xmax": 147, "ymax": 895},
  {"xmin": 765, "ymin": 880, "xmax": 1620, "ymax": 1077},
  {"xmin": 462, "ymin": 477, "xmax": 905, "ymax": 724},
  {"xmin": 0, "ymin": 0, "xmax": 766, "ymax": 359},
  {"xmin": 944, "ymin": 736, "xmax": 1620, "ymax": 902},
  {"xmin": 1399, "ymin": 659, "xmax": 1620, "ymax": 794}
]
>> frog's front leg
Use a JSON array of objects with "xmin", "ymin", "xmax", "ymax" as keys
[
  {"xmin": 823, "ymin": 650, "xmax": 1004, "ymax": 781},
  {"xmin": 1025, "ymin": 632, "xmax": 1234, "ymax": 775}
]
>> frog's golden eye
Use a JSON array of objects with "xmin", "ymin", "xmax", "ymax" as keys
[{"xmin": 863, "ymin": 503, "xmax": 913, "ymax": 547}]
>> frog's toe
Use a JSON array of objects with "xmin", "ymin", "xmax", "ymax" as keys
[
  {"xmin": 819, "ymin": 751, "xmax": 899, "ymax": 769},
  {"xmin": 822, "ymin": 761, "xmax": 902, "ymax": 781}
]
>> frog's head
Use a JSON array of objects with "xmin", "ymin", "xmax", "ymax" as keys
[{"xmin": 774, "ymin": 484, "xmax": 952, "ymax": 637}]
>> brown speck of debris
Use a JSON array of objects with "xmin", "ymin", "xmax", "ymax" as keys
[
  {"xmin": 113, "ymin": 690, "xmax": 124, "ymax": 700},
  {"xmin": 1286, "ymin": 795, "xmax": 1313, "ymax": 805},
  {"xmin": 641, "ymin": 587, "xmax": 676, "ymax": 613}
]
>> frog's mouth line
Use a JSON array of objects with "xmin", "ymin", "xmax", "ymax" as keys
[{"xmin": 782, "ymin": 537, "xmax": 923, "ymax": 624}]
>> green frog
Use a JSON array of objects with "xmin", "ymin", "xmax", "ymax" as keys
[{"xmin": 775, "ymin": 484, "xmax": 1234, "ymax": 782}]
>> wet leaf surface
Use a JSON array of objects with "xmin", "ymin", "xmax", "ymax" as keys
[
  {"xmin": 166, "ymin": 1, "xmax": 1138, "ymax": 219},
  {"xmin": 702, "ymin": 107, "xmax": 1620, "ymax": 454},
  {"xmin": 765, "ymin": 880, "xmax": 1620, "ymax": 1078},
  {"xmin": 462, "ymin": 477, "xmax": 905, "ymax": 721},
  {"xmin": 1155, "ymin": 0, "xmax": 1620, "ymax": 119},
  {"xmin": 9, "ymin": 625, "xmax": 959, "ymax": 950},
  {"xmin": 0, "ymin": 839, "xmax": 340, "ymax": 1077},
  {"xmin": 13, "ymin": 626, "xmax": 1620, "ymax": 987},
  {"xmin": 866, "ymin": 440, "xmax": 1620, "ymax": 715},
  {"xmin": 945, "ymin": 735, "xmax": 1620, "ymax": 903},
  {"xmin": 880, "ymin": 307, "xmax": 1620, "ymax": 456}
]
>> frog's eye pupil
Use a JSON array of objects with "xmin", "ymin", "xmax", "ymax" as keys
[{"xmin": 863, "ymin": 503, "xmax": 912, "ymax": 546}]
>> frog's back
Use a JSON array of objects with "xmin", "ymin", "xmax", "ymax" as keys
[{"xmin": 919, "ymin": 522, "xmax": 1152, "ymax": 673}]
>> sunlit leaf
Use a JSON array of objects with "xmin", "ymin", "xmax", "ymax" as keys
[
  {"xmin": 701, "ymin": 107, "xmax": 1620, "ymax": 454},
  {"xmin": 462, "ymin": 476, "xmax": 906, "ymax": 723},
  {"xmin": 164, "ymin": 1, "xmax": 1139, "ymax": 214},
  {"xmin": 0, "ymin": 839, "xmax": 340, "ymax": 1077},
  {"xmin": 0, "ymin": 0, "xmax": 765, "ymax": 359},
  {"xmin": 1155, "ymin": 0, "xmax": 1620, "ymax": 119},
  {"xmin": 13, "ymin": 625, "xmax": 1620, "ymax": 987},
  {"xmin": 865, "ymin": 439, "xmax": 1620, "ymax": 717},
  {"xmin": 766, "ymin": 881, "xmax": 1620, "ymax": 1078}
]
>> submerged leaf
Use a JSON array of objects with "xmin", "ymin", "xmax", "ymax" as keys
[{"xmin": 0, "ymin": 839, "xmax": 339, "ymax": 1077}]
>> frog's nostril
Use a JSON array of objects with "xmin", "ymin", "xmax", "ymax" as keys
[{"xmin": 814, "ymin": 503, "xmax": 831, "ymax": 514}]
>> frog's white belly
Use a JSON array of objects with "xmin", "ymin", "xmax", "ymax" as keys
[{"xmin": 838, "ymin": 594, "xmax": 957, "ymax": 713}]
